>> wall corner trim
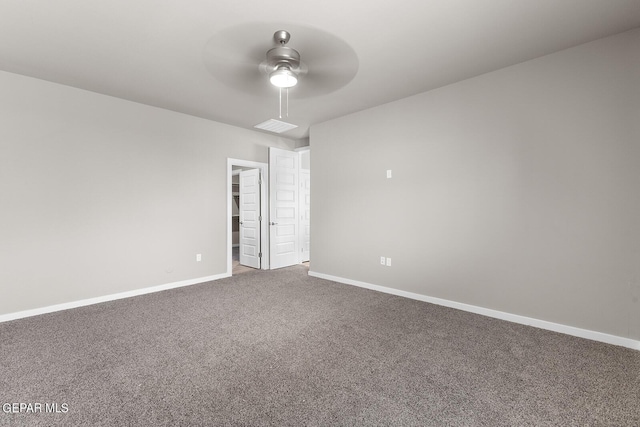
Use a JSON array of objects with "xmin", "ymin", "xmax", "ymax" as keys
[
  {"xmin": 308, "ymin": 271, "xmax": 640, "ymax": 351},
  {"xmin": 0, "ymin": 273, "xmax": 231, "ymax": 323}
]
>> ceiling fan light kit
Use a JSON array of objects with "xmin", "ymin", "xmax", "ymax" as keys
[{"xmin": 269, "ymin": 66, "xmax": 297, "ymax": 88}]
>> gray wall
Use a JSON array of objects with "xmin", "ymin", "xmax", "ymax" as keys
[
  {"xmin": 310, "ymin": 28, "xmax": 640, "ymax": 340},
  {"xmin": 0, "ymin": 71, "xmax": 295, "ymax": 316}
]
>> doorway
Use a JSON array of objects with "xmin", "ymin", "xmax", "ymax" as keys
[{"xmin": 227, "ymin": 150, "xmax": 310, "ymax": 275}]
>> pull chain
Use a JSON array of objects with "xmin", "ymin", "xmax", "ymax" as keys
[{"xmin": 278, "ymin": 88, "xmax": 290, "ymax": 119}]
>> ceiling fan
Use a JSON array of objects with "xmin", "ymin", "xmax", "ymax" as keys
[
  {"xmin": 260, "ymin": 30, "xmax": 305, "ymax": 89},
  {"xmin": 203, "ymin": 23, "xmax": 359, "ymax": 100}
]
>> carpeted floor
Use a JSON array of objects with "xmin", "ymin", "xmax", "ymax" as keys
[{"xmin": 1, "ymin": 265, "xmax": 639, "ymax": 426}]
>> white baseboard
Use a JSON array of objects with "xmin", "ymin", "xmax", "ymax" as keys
[
  {"xmin": 308, "ymin": 271, "xmax": 640, "ymax": 351},
  {"xmin": 0, "ymin": 273, "xmax": 231, "ymax": 323}
]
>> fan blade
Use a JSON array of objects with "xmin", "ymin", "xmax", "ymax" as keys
[{"xmin": 203, "ymin": 25, "xmax": 272, "ymax": 97}]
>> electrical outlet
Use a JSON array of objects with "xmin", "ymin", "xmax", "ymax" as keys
[
  {"xmin": 386, "ymin": 257, "xmax": 392, "ymax": 267},
  {"xmin": 196, "ymin": 254, "xmax": 202, "ymax": 262},
  {"xmin": 380, "ymin": 256, "xmax": 386, "ymax": 265}
]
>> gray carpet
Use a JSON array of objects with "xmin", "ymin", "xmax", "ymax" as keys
[{"xmin": 1, "ymin": 265, "xmax": 639, "ymax": 426}]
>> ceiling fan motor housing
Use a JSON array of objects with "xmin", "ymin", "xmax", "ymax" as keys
[{"xmin": 266, "ymin": 46, "xmax": 301, "ymax": 71}]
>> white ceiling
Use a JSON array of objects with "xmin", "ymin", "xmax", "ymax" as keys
[{"xmin": 2, "ymin": 0, "xmax": 640, "ymax": 140}]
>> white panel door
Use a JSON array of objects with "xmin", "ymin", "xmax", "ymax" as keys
[
  {"xmin": 269, "ymin": 147, "xmax": 298, "ymax": 269},
  {"xmin": 239, "ymin": 169, "xmax": 261, "ymax": 269},
  {"xmin": 299, "ymin": 169, "xmax": 310, "ymax": 262}
]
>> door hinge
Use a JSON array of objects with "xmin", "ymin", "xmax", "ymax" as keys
[
  {"xmin": 259, "ymin": 253, "xmax": 262, "ymax": 258},
  {"xmin": 258, "ymin": 215, "xmax": 262, "ymax": 222}
]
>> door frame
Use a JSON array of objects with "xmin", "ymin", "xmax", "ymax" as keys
[
  {"xmin": 296, "ymin": 146, "xmax": 311, "ymax": 264},
  {"xmin": 298, "ymin": 169, "xmax": 310, "ymax": 263},
  {"xmin": 227, "ymin": 158, "xmax": 269, "ymax": 275}
]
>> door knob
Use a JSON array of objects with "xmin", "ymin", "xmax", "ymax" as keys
[
  {"xmin": 239, "ymin": 221, "xmax": 243, "ymax": 225},
  {"xmin": 270, "ymin": 222, "xmax": 278, "ymax": 225}
]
